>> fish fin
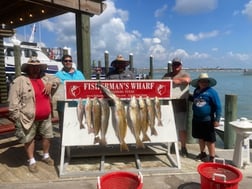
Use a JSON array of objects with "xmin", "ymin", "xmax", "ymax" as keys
[{"xmin": 151, "ymin": 127, "xmax": 158, "ymax": 136}]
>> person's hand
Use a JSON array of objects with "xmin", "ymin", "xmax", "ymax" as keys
[
  {"xmin": 213, "ymin": 121, "xmax": 220, "ymax": 127},
  {"xmin": 43, "ymin": 83, "xmax": 52, "ymax": 95}
]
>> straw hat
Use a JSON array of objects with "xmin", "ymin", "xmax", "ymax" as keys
[
  {"xmin": 21, "ymin": 57, "xmax": 47, "ymax": 72},
  {"xmin": 110, "ymin": 55, "xmax": 130, "ymax": 68},
  {"xmin": 190, "ymin": 73, "xmax": 217, "ymax": 87},
  {"xmin": 171, "ymin": 58, "xmax": 182, "ymax": 66}
]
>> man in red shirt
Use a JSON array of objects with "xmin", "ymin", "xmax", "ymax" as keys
[{"xmin": 8, "ymin": 57, "xmax": 60, "ymax": 173}]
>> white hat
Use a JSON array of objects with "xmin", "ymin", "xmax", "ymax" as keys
[{"xmin": 190, "ymin": 73, "xmax": 217, "ymax": 87}]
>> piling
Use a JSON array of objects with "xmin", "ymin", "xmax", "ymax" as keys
[
  {"xmin": 224, "ymin": 94, "xmax": 237, "ymax": 149},
  {"xmin": 104, "ymin": 51, "xmax": 109, "ymax": 75},
  {"xmin": 13, "ymin": 45, "xmax": 21, "ymax": 77},
  {"xmin": 186, "ymin": 100, "xmax": 196, "ymax": 144},
  {"xmin": 149, "ymin": 55, "xmax": 153, "ymax": 79},
  {"xmin": 129, "ymin": 53, "xmax": 133, "ymax": 72}
]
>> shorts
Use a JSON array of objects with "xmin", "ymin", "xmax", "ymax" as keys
[
  {"xmin": 15, "ymin": 117, "xmax": 54, "ymax": 144},
  {"xmin": 192, "ymin": 119, "xmax": 216, "ymax": 142},
  {"xmin": 174, "ymin": 112, "xmax": 187, "ymax": 131}
]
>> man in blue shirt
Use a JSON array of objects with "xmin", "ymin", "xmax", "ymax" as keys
[
  {"xmin": 55, "ymin": 55, "xmax": 85, "ymax": 133},
  {"xmin": 191, "ymin": 73, "xmax": 221, "ymax": 162}
]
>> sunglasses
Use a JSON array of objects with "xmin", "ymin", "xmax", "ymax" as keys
[{"xmin": 64, "ymin": 60, "xmax": 72, "ymax": 63}]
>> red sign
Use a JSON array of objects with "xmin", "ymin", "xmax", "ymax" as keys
[{"xmin": 64, "ymin": 80, "xmax": 172, "ymax": 100}]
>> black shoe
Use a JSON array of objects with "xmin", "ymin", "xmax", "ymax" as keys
[
  {"xmin": 170, "ymin": 143, "xmax": 175, "ymax": 154},
  {"xmin": 209, "ymin": 156, "xmax": 215, "ymax": 162},
  {"xmin": 181, "ymin": 147, "xmax": 188, "ymax": 157},
  {"xmin": 195, "ymin": 152, "xmax": 207, "ymax": 162}
]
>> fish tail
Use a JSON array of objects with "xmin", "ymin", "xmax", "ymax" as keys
[
  {"xmin": 99, "ymin": 138, "xmax": 107, "ymax": 146},
  {"xmin": 157, "ymin": 120, "xmax": 163, "ymax": 126},
  {"xmin": 88, "ymin": 127, "xmax": 94, "ymax": 134},
  {"xmin": 142, "ymin": 133, "xmax": 151, "ymax": 142},
  {"xmin": 120, "ymin": 142, "xmax": 129, "ymax": 152},
  {"xmin": 151, "ymin": 127, "xmax": 158, "ymax": 136},
  {"xmin": 80, "ymin": 124, "xmax": 85, "ymax": 129},
  {"xmin": 136, "ymin": 139, "xmax": 145, "ymax": 149},
  {"xmin": 94, "ymin": 136, "xmax": 100, "ymax": 144}
]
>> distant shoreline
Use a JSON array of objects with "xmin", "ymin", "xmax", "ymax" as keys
[{"xmin": 136, "ymin": 68, "xmax": 244, "ymax": 73}]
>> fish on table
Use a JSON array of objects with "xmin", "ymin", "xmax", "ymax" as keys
[
  {"xmin": 92, "ymin": 97, "xmax": 101, "ymax": 144},
  {"xmin": 127, "ymin": 96, "xmax": 145, "ymax": 149},
  {"xmin": 99, "ymin": 98, "xmax": 110, "ymax": 146},
  {"xmin": 97, "ymin": 83, "xmax": 129, "ymax": 151},
  {"xmin": 77, "ymin": 98, "xmax": 85, "ymax": 129},
  {"xmin": 84, "ymin": 97, "xmax": 94, "ymax": 134},
  {"xmin": 154, "ymin": 96, "xmax": 163, "ymax": 126},
  {"xmin": 146, "ymin": 96, "xmax": 158, "ymax": 136},
  {"xmin": 138, "ymin": 96, "xmax": 151, "ymax": 142}
]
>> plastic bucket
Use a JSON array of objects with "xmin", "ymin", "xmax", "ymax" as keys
[
  {"xmin": 97, "ymin": 171, "xmax": 143, "ymax": 189},
  {"xmin": 198, "ymin": 161, "xmax": 242, "ymax": 189}
]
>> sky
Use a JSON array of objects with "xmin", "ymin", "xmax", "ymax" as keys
[{"xmin": 12, "ymin": 0, "xmax": 252, "ymax": 69}]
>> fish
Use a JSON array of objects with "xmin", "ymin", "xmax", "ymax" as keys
[
  {"xmin": 84, "ymin": 97, "xmax": 94, "ymax": 134},
  {"xmin": 146, "ymin": 97, "xmax": 158, "ymax": 136},
  {"xmin": 138, "ymin": 96, "xmax": 151, "ymax": 142},
  {"xmin": 77, "ymin": 98, "xmax": 85, "ymax": 129},
  {"xmin": 99, "ymin": 98, "xmax": 110, "ymax": 146},
  {"xmin": 127, "ymin": 96, "xmax": 145, "ymax": 149},
  {"xmin": 92, "ymin": 97, "xmax": 101, "ymax": 144},
  {"xmin": 154, "ymin": 96, "xmax": 163, "ymax": 126},
  {"xmin": 97, "ymin": 83, "xmax": 129, "ymax": 151}
]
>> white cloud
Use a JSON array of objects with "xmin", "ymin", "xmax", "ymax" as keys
[
  {"xmin": 185, "ymin": 30, "xmax": 219, "ymax": 41},
  {"xmin": 154, "ymin": 4, "xmax": 168, "ymax": 18},
  {"xmin": 242, "ymin": 0, "xmax": 252, "ymax": 20},
  {"xmin": 173, "ymin": 0, "xmax": 217, "ymax": 14}
]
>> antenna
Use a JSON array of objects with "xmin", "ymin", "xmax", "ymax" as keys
[{"xmin": 28, "ymin": 24, "xmax": 36, "ymax": 42}]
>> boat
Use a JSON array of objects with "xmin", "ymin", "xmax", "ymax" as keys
[
  {"xmin": 243, "ymin": 69, "xmax": 252, "ymax": 75},
  {"xmin": 4, "ymin": 40, "xmax": 63, "ymax": 76}
]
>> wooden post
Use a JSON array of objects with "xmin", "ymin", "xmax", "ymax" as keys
[
  {"xmin": 129, "ymin": 53, "xmax": 133, "ymax": 71},
  {"xmin": 167, "ymin": 61, "xmax": 172, "ymax": 73},
  {"xmin": 224, "ymin": 94, "xmax": 237, "ymax": 149},
  {"xmin": 104, "ymin": 51, "xmax": 109, "ymax": 75},
  {"xmin": 76, "ymin": 13, "xmax": 91, "ymax": 79},
  {"xmin": 96, "ymin": 60, "xmax": 101, "ymax": 80},
  {"xmin": 149, "ymin": 55, "xmax": 153, "ymax": 79},
  {"xmin": 13, "ymin": 45, "xmax": 21, "ymax": 77}
]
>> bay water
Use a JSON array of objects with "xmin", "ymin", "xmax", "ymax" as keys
[{"xmin": 153, "ymin": 70, "xmax": 252, "ymax": 120}]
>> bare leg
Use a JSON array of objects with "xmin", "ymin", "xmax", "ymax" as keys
[
  {"xmin": 24, "ymin": 139, "xmax": 35, "ymax": 159},
  {"xmin": 199, "ymin": 139, "xmax": 206, "ymax": 152},
  {"xmin": 206, "ymin": 141, "xmax": 215, "ymax": 157},
  {"xmin": 42, "ymin": 138, "xmax": 50, "ymax": 154},
  {"xmin": 179, "ymin": 130, "xmax": 187, "ymax": 148}
]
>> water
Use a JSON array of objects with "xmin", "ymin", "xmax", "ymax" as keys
[{"xmin": 152, "ymin": 70, "xmax": 252, "ymax": 119}]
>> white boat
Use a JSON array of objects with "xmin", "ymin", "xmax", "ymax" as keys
[{"xmin": 4, "ymin": 40, "xmax": 63, "ymax": 76}]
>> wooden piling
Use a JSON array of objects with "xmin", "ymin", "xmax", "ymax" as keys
[
  {"xmin": 104, "ymin": 51, "xmax": 109, "ymax": 75},
  {"xmin": 149, "ymin": 55, "xmax": 153, "ymax": 79},
  {"xmin": 129, "ymin": 53, "xmax": 133, "ymax": 71},
  {"xmin": 224, "ymin": 94, "xmax": 237, "ymax": 149}
]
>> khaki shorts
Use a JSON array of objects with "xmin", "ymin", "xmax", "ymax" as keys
[{"xmin": 15, "ymin": 117, "xmax": 54, "ymax": 143}]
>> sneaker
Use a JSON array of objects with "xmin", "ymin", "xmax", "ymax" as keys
[
  {"xmin": 42, "ymin": 157, "xmax": 54, "ymax": 166},
  {"xmin": 28, "ymin": 163, "xmax": 38, "ymax": 173},
  {"xmin": 181, "ymin": 147, "xmax": 188, "ymax": 157},
  {"xmin": 195, "ymin": 152, "xmax": 207, "ymax": 162},
  {"xmin": 209, "ymin": 156, "xmax": 215, "ymax": 162}
]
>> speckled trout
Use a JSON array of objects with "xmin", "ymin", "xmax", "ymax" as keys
[
  {"xmin": 97, "ymin": 83, "xmax": 129, "ymax": 151},
  {"xmin": 127, "ymin": 96, "xmax": 145, "ymax": 149},
  {"xmin": 92, "ymin": 97, "xmax": 101, "ymax": 144},
  {"xmin": 84, "ymin": 97, "xmax": 94, "ymax": 134},
  {"xmin": 77, "ymin": 98, "xmax": 85, "ymax": 129},
  {"xmin": 146, "ymin": 97, "xmax": 158, "ymax": 136},
  {"xmin": 154, "ymin": 96, "xmax": 163, "ymax": 126},
  {"xmin": 99, "ymin": 98, "xmax": 110, "ymax": 146},
  {"xmin": 138, "ymin": 96, "xmax": 151, "ymax": 142}
]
